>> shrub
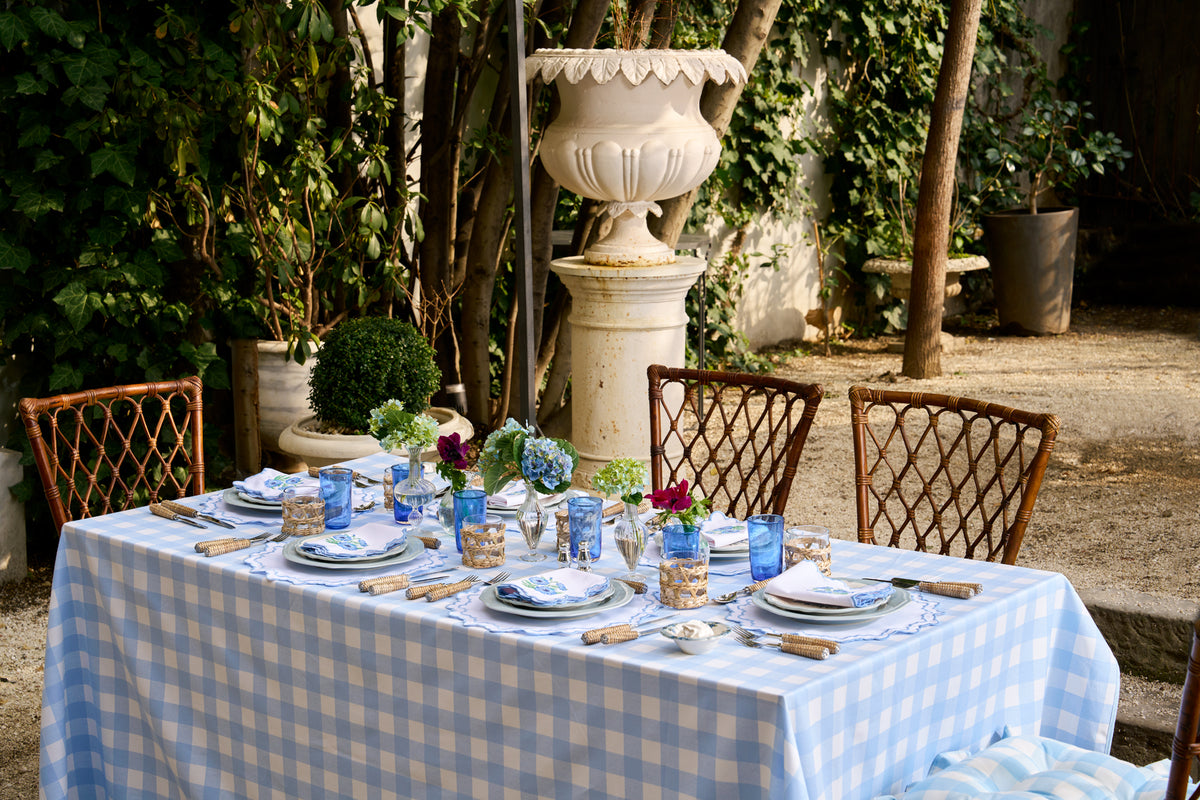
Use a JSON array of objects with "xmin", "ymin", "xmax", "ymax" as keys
[{"xmin": 307, "ymin": 317, "xmax": 441, "ymax": 432}]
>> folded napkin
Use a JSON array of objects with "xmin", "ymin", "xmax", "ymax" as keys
[
  {"xmin": 234, "ymin": 469, "xmax": 320, "ymax": 502},
  {"xmin": 486, "ymin": 482, "xmax": 561, "ymax": 509},
  {"xmin": 298, "ymin": 522, "xmax": 407, "ymax": 560},
  {"xmin": 495, "ymin": 567, "xmax": 610, "ymax": 607},
  {"xmin": 766, "ymin": 561, "xmax": 894, "ymax": 608},
  {"xmin": 700, "ymin": 512, "xmax": 748, "ymax": 549}
]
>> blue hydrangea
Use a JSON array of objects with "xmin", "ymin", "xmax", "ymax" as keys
[{"xmin": 520, "ymin": 437, "xmax": 572, "ymax": 488}]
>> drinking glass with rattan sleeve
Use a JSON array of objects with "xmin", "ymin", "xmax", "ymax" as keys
[
  {"xmin": 281, "ymin": 489, "xmax": 324, "ymax": 537},
  {"xmin": 784, "ymin": 525, "xmax": 831, "ymax": 576}
]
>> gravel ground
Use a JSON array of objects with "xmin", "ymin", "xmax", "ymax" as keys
[{"xmin": 2, "ymin": 304, "xmax": 1197, "ymax": 798}]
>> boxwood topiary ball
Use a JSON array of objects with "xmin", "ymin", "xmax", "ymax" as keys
[{"xmin": 308, "ymin": 317, "xmax": 442, "ymax": 433}]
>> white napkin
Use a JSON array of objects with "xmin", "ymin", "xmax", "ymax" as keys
[
  {"xmin": 234, "ymin": 469, "xmax": 320, "ymax": 501},
  {"xmin": 495, "ymin": 567, "xmax": 610, "ymax": 607},
  {"xmin": 766, "ymin": 561, "xmax": 894, "ymax": 608},
  {"xmin": 297, "ymin": 522, "xmax": 408, "ymax": 560},
  {"xmin": 700, "ymin": 512, "xmax": 748, "ymax": 549},
  {"xmin": 487, "ymin": 482, "xmax": 561, "ymax": 509}
]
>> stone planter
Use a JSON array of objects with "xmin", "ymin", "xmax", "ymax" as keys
[
  {"xmin": 277, "ymin": 407, "xmax": 474, "ymax": 469},
  {"xmin": 526, "ymin": 48, "xmax": 745, "ymax": 266},
  {"xmin": 251, "ymin": 340, "xmax": 317, "ymax": 453},
  {"xmin": 983, "ymin": 206, "xmax": 1080, "ymax": 335}
]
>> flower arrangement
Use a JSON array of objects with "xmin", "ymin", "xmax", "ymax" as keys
[
  {"xmin": 435, "ymin": 432, "xmax": 471, "ymax": 493},
  {"xmin": 591, "ymin": 458, "xmax": 647, "ymax": 505},
  {"xmin": 367, "ymin": 399, "xmax": 438, "ymax": 452},
  {"xmin": 478, "ymin": 418, "xmax": 579, "ymax": 495},
  {"xmin": 646, "ymin": 479, "xmax": 711, "ymax": 528}
]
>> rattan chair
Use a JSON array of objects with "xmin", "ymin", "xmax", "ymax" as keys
[
  {"xmin": 849, "ymin": 386, "xmax": 1059, "ymax": 565},
  {"xmin": 19, "ymin": 376, "xmax": 205, "ymax": 534},
  {"xmin": 647, "ymin": 365, "xmax": 824, "ymax": 519}
]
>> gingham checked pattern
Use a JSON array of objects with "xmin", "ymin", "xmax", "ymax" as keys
[
  {"xmin": 41, "ymin": 454, "xmax": 1119, "ymax": 800},
  {"xmin": 874, "ymin": 729, "xmax": 1182, "ymax": 799}
]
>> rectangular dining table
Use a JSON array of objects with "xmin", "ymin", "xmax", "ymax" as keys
[{"xmin": 40, "ymin": 453, "xmax": 1119, "ymax": 800}]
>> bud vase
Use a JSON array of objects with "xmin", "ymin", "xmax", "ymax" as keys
[{"xmin": 393, "ymin": 445, "xmax": 435, "ymax": 526}]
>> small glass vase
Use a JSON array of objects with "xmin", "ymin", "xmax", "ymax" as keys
[
  {"xmin": 516, "ymin": 478, "xmax": 548, "ymax": 562},
  {"xmin": 613, "ymin": 501, "xmax": 648, "ymax": 581},
  {"xmin": 436, "ymin": 492, "xmax": 456, "ymax": 536},
  {"xmin": 393, "ymin": 444, "xmax": 435, "ymax": 527}
]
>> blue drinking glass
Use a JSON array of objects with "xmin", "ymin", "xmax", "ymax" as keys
[
  {"xmin": 453, "ymin": 489, "xmax": 487, "ymax": 553},
  {"xmin": 661, "ymin": 523, "xmax": 704, "ymax": 560},
  {"xmin": 319, "ymin": 466, "xmax": 353, "ymax": 530},
  {"xmin": 567, "ymin": 496, "xmax": 603, "ymax": 562},
  {"xmin": 747, "ymin": 513, "xmax": 784, "ymax": 581}
]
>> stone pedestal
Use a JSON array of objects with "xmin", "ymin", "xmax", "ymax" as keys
[
  {"xmin": 551, "ymin": 256, "xmax": 706, "ymax": 486},
  {"xmin": 0, "ymin": 447, "xmax": 27, "ymax": 581}
]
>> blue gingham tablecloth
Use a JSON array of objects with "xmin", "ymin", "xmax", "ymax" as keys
[{"xmin": 40, "ymin": 454, "xmax": 1119, "ymax": 800}]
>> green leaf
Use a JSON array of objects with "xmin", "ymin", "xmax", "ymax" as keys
[
  {"xmin": 0, "ymin": 235, "xmax": 33, "ymax": 272},
  {"xmin": 90, "ymin": 145, "xmax": 135, "ymax": 185},
  {"xmin": 29, "ymin": 7, "xmax": 72, "ymax": 39},
  {"xmin": 15, "ymin": 189, "xmax": 65, "ymax": 219},
  {"xmin": 53, "ymin": 281, "xmax": 103, "ymax": 330},
  {"xmin": 0, "ymin": 13, "xmax": 31, "ymax": 49},
  {"xmin": 49, "ymin": 363, "xmax": 84, "ymax": 393}
]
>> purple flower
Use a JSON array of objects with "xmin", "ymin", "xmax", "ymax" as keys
[{"xmin": 437, "ymin": 433, "xmax": 469, "ymax": 470}]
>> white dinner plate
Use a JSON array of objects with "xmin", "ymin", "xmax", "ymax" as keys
[
  {"xmin": 222, "ymin": 488, "xmax": 282, "ymax": 513},
  {"xmin": 750, "ymin": 586, "xmax": 910, "ymax": 624},
  {"xmin": 762, "ymin": 583, "xmax": 891, "ymax": 615},
  {"xmin": 651, "ymin": 532, "xmax": 747, "ymax": 561},
  {"xmin": 282, "ymin": 534, "xmax": 424, "ymax": 571},
  {"xmin": 495, "ymin": 581, "xmax": 616, "ymax": 611},
  {"xmin": 479, "ymin": 580, "xmax": 634, "ymax": 619},
  {"xmin": 296, "ymin": 531, "xmax": 413, "ymax": 563},
  {"xmin": 238, "ymin": 491, "xmax": 283, "ymax": 507}
]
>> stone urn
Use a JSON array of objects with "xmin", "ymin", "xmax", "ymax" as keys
[{"xmin": 526, "ymin": 48, "xmax": 745, "ymax": 266}]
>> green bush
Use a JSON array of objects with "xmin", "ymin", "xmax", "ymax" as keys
[{"xmin": 308, "ymin": 317, "xmax": 441, "ymax": 432}]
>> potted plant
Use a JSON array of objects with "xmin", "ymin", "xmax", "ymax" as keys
[
  {"xmin": 979, "ymin": 95, "xmax": 1130, "ymax": 334},
  {"xmin": 277, "ymin": 317, "xmax": 472, "ymax": 468}
]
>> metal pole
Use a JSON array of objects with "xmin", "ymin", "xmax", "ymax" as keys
[{"xmin": 507, "ymin": 0, "xmax": 538, "ymax": 429}]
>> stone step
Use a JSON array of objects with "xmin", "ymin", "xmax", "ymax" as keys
[{"xmin": 1078, "ymin": 587, "xmax": 1194, "ymax": 766}]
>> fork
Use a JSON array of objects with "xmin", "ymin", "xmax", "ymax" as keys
[
  {"xmin": 484, "ymin": 571, "xmax": 512, "ymax": 586},
  {"xmin": 732, "ymin": 624, "xmax": 841, "ymax": 653},
  {"xmin": 195, "ymin": 529, "xmax": 290, "ymax": 556}
]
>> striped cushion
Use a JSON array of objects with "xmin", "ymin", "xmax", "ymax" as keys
[{"xmin": 876, "ymin": 731, "xmax": 1179, "ymax": 800}]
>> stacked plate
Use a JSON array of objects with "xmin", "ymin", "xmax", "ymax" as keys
[
  {"xmin": 481, "ymin": 572, "xmax": 635, "ymax": 619},
  {"xmin": 223, "ymin": 488, "xmax": 284, "ymax": 512},
  {"xmin": 282, "ymin": 531, "xmax": 424, "ymax": 571},
  {"xmin": 752, "ymin": 579, "xmax": 911, "ymax": 624}
]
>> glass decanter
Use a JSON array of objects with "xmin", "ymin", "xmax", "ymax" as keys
[{"xmin": 393, "ymin": 444, "xmax": 435, "ymax": 527}]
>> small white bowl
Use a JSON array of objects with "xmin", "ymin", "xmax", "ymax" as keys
[{"xmin": 660, "ymin": 620, "xmax": 730, "ymax": 654}]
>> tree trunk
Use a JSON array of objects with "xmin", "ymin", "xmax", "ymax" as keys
[
  {"xmin": 650, "ymin": 0, "xmax": 783, "ymax": 247},
  {"xmin": 418, "ymin": 8, "xmax": 463, "ymax": 348},
  {"xmin": 902, "ymin": 0, "xmax": 983, "ymax": 379}
]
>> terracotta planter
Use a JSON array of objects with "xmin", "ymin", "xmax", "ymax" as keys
[
  {"xmin": 526, "ymin": 48, "xmax": 745, "ymax": 266},
  {"xmin": 277, "ymin": 406, "xmax": 474, "ymax": 469},
  {"xmin": 983, "ymin": 207, "xmax": 1079, "ymax": 335}
]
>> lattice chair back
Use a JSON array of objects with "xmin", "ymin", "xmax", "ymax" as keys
[
  {"xmin": 849, "ymin": 386, "xmax": 1059, "ymax": 565},
  {"xmin": 19, "ymin": 376, "xmax": 205, "ymax": 534},
  {"xmin": 647, "ymin": 365, "xmax": 823, "ymax": 519}
]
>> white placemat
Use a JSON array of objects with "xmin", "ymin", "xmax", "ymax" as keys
[{"xmin": 243, "ymin": 540, "xmax": 448, "ymax": 587}]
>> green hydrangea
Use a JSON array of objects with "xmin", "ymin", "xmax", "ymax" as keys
[
  {"xmin": 591, "ymin": 458, "xmax": 647, "ymax": 504},
  {"xmin": 368, "ymin": 399, "xmax": 438, "ymax": 451}
]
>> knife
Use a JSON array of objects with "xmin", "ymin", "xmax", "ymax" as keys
[
  {"xmin": 160, "ymin": 500, "xmax": 236, "ymax": 529},
  {"xmin": 600, "ymin": 614, "xmax": 679, "ymax": 644},
  {"xmin": 149, "ymin": 503, "xmax": 207, "ymax": 529}
]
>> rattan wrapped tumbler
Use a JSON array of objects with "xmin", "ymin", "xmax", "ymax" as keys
[
  {"xmin": 461, "ymin": 514, "xmax": 506, "ymax": 568},
  {"xmin": 658, "ymin": 556, "xmax": 708, "ymax": 608}
]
